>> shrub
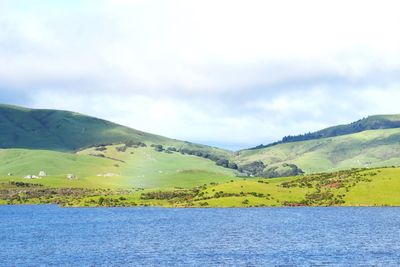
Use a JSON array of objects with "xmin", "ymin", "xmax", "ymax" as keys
[
  {"xmin": 115, "ymin": 145, "xmax": 127, "ymax": 152},
  {"xmin": 239, "ymin": 161, "xmax": 266, "ymax": 176},
  {"xmin": 125, "ymin": 141, "xmax": 147, "ymax": 147},
  {"xmin": 216, "ymin": 159, "xmax": 230, "ymax": 168},
  {"xmin": 152, "ymin": 144, "xmax": 164, "ymax": 152},
  {"xmin": 167, "ymin": 147, "xmax": 177, "ymax": 152}
]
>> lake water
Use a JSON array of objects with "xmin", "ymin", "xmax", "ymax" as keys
[{"xmin": 1, "ymin": 206, "xmax": 400, "ymax": 266}]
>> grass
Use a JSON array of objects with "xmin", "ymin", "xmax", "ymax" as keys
[
  {"xmin": 237, "ymin": 128, "xmax": 400, "ymax": 174},
  {"xmin": 2, "ymin": 166, "xmax": 400, "ymax": 207},
  {"xmin": 4, "ymin": 103, "xmax": 400, "ymax": 179},
  {"xmin": 200, "ymin": 178, "xmax": 309, "ymax": 204},
  {"xmin": 0, "ymin": 104, "xmax": 231, "ymax": 159},
  {"xmin": 343, "ymin": 168, "xmax": 400, "ymax": 206},
  {"xmin": 0, "ymin": 146, "xmax": 236, "ymax": 189},
  {"xmin": 3, "ymin": 104, "xmax": 400, "ymax": 207},
  {"xmin": 78, "ymin": 145, "xmax": 235, "ymax": 188},
  {"xmin": 192, "ymin": 167, "xmax": 400, "ymax": 207}
]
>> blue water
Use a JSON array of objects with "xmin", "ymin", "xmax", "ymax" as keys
[{"xmin": 1, "ymin": 206, "xmax": 400, "ymax": 266}]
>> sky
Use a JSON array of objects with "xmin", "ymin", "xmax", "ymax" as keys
[{"xmin": 0, "ymin": 0, "xmax": 400, "ymax": 150}]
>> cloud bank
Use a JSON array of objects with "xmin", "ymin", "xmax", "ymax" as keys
[{"xmin": 1, "ymin": 0, "xmax": 400, "ymax": 149}]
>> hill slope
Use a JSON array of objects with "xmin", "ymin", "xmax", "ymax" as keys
[
  {"xmin": 188, "ymin": 167, "xmax": 400, "ymax": 207},
  {"xmin": 0, "ymin": 146, "xmax": 235, "ymax": 189},
  {"xmin": 251, "ymin": 114, "xmax": 400, "ymax": 149},
  {"xmin": 3, "ymin": 103, "xmax": 400, "ymax": 179},
  {"xmin": 237, "ymin": 128, "xmax": 400, "ymax": 173},
  {"xmin": 0, "ymin": 104, "xmax": 230, "ymax": 157}
]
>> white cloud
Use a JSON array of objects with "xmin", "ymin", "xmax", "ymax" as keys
[{"xmin": 0, "ymin": 0, "xmax": 400, "ymax": 149}]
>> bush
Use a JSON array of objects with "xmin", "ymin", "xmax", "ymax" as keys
[
  {"xmin": 216, "ymin": 159, "xmax": 230, "ymax": 168},
  {"xmin": 115, "ymin": 145, "xmax": 127, "ymax": 152},
  {"xmin": 262, "ymin": 164, "xmax": 304, "ymax": 178},
  {"xmin": 228, "ymin": 162, "xmax": 238, "ymax": 170},
  {"xmin": 125, "ymin": 141, "xmax": 147, "ymax": 147},
  {"xmin": 167, "ymin": 147, "xmax": 177, "ymax": 152},
  {"xmin": 152, "ymin": 144, "xmax": 164, "ymax": 152},
  {"xmin": 239, "ymin": 161, "xmax": 266, "ymax": 176}
]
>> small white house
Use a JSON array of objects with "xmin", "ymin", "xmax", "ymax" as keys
[{"xmin": 38, "ymin": 171, "xmax": 47, "ymax": 177}]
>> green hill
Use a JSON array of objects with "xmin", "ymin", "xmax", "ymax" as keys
[
  {"xmin": 2, "ymin": 104, "xmax": 400, "ymax": 207},
  {"xmin": 251, "ymin": 114, "xmax": 400, "ymax": 149},
  {"xmin": 3, "ymin": 103, "xmax": 400, "ymax": 182},
  {"xmin": 0, "ymin": 104, "xmax": 230, "ymax": 158},
  {"xmin": 237, "ymin": 128, "xmax": 400, "ymax": 174},
  {"xmin": 0, "ymin": 104, "xmax": 237, "ymax": 190}
]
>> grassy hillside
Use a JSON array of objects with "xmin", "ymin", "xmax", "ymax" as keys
[
  {"xmin": 77, "ymin": 145, "xmax": 235, "ymax": 188},
  {"xmin": 251, "ymin": 114, "xmax": 400, "ymax": 149},
  {"xmin": 186, "ymin": 167, "xmax": 400, "ymax": 207},
  {"xmin": 237, "ymin": 128, "xmax": 400, "ymax": 174},
  {"xmin": 0, "ymin": 146, "xmax": 236, "ymax": 189},
  {"xmin": 3, "ymin": 103, "xmax": 400, "ymax": 186},
  {"xmin": 0, "ymin": 104, "xmax": 230, "ymax": 158}
]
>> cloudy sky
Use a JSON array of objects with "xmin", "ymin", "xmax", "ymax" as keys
[{"xmin": 1, "ymin": 0, "xmax": 400, "ymax": 150}]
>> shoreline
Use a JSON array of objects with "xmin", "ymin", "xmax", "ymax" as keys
[{"xmin": 1, "ymin": 203, "xmax": 398, "ymax": 208}]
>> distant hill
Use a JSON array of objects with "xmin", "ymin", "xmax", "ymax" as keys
[
  {"xmin": 237, "ymin": 127, "xmax": 400, "ymax": 173},
  {"xmin": 250, "ymin": 115, "xmax": 400, "ymax": 150},
  {"xmin": 3, "ymin": 103, "xmax": 400, "ymax": 179},
  {"xmin": 0, "ymin": 104, "xmax": 229, "ymax": 157}
]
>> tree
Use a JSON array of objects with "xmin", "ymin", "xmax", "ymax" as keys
[
  {"xmin": 167, "ymin": 147, "xmax": 177, "ymax": 152},
  {"xmin": 152, "ymin": 144, "xmax": 164, "ymax": 152},
  {"xmin": 216, "ymin": 159, "xmax": 229, "ymax": 168},
  {"xmin": 239, "ymin": 161, "xmax": 266, "ymax": 176},
  {"xmin": 115, "ymin": 145, "xmax": 127, "ymax": 152},
  {"xmin": 228, "ymin": 162, "xmax": 238, "ymax": 170},
  {"xmin": 98, "ymin": 197, "xmax": 105, "ymax": 205}
]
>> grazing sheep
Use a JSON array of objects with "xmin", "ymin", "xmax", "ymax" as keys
[{"xmin": 67, "ymin": 174, "xmax": 77, "ymax": 179}]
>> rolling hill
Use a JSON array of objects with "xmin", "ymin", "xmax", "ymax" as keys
[
  {"xmin": 250, "ymin": 114, "xmax": 400, "ymax": 149},
  {"xmin": 0, "ymin": 104, "xmax": 236, "ymax": 189},
  {"xmin": 3, "ymin": 103, "xmax": 400, "ymax": 181},
  {"xmin": 0, "ymin": 104, "xmax": 230, "ymax": 157},
  {"xmin": 237, "ymin": 126, "xmax": 400, "ymax": 174},
  {"xmin": 2, "ymin": 104, "xmax": 400, "ymax": 207}
]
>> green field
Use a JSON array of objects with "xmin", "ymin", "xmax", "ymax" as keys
[
  {"xmin": 2, "ymin": 163, "xmax": 400, "ymax": 207},
  {"xmin": 189, "ymin": 167, "xmax": 400, "ymax": 207},
  {"xmin": 0, "ymin": 146, "xmax": 235, "ymax": 189}
]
